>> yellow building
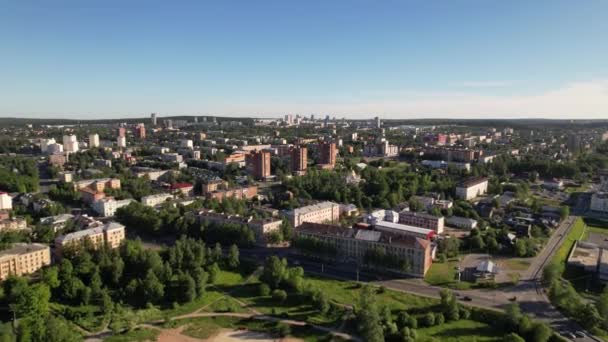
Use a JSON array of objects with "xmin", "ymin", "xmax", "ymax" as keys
[
  {"xmin": 0, "ymin": 243, "xmax": 51, "ymax": 281},
  {"xmin": 55, "ymin": 221, "xmax": 125, "ymax": 256}
]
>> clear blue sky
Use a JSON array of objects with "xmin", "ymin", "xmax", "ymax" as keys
[{"xmin": 1, "ymin": 0, "xmax": 607, "ymax": 119}]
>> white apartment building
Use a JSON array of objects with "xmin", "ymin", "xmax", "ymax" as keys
[
  {"xmin": 0, "ymin": 192, "xmax": 12, "ymax": 211},
  {"xmin": 92, "ymin": 198, "xmax": 134, "ymax": 217},
  {"xmin": 180, "ymin": 139, "xmax": 194, "ymax": 149},
  {"xmin": 455, "ymin": 177, "xmax": 489, "ymax": 200},
  {"xmin": 89, "ymin": 133, "xmax": 100, "ymax": 148},
  {"xmin": 40, "ymin": 138, "xmax": 56, "ymax": 153},
  {"xmin": 141, "ymin": 193, "xmax": 174, "ymax": 207},
  {"xmin": 62, "ymin": 135, "xmax": 79, "ymax": 153},
  {"xmin": 117, "ymin": 136, "xmax": 127, "ymax": 148},
  {"xmin": 287, "ymin": 201, "xmax": 340, "ymax": 227}
]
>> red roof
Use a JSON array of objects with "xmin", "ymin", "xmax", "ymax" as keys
[{"xmin": 171, "ymin": 183, "xmax": 193, "ymax": 189}]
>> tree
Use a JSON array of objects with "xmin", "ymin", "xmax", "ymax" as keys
[
  {"xmin": 259, "ymin": 283, "xmax": 271, "ymax": 296},
  {"xmin": 262, "ymin": 256, "xmax": 287, "ymax": 289},
  {"xmin": 560, "ymin": 206, "xmax": 570, "ymax": 221},
  {"xmin": 435, "ymin": 312, "xmax": 445, "ymax": 325},
  {"xmin": 141, "ymin": 270, "xmax": 165, "ymax": 304},
  {"xmin": 272, "ymin": 289, "xmax": 287, "ymax": 303},
  {"xmin": 208, "ymin": 262, "xmax": 221, "ymax": 284},
  {"xmin": 422, "ymin": 312, "xmax": 435, "ymax": 327},
  {"xmin": 531, "ymin": 322, "xmax": 552, "ymax": 342},
  {"xmin": 439, "ymin": 289, "xmax": 460, "ymax": 321},
  {"xmin": 357, "ymin": 286, "xmax": 384, "ymax": 342},
  {"xmin": 313, "ymin": 289, "xmax": 330, "ymax": 314},
  {"xmin": 227, "ymin": 244, "xmax": 240, "ymax": 269}
]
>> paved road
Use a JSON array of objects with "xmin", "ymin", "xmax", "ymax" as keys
[{"xmin": 242, "ymin": 216, "xmax": 598, "ymax": 341}]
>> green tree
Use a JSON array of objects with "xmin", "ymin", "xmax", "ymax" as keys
[
  {"xmin": 357, "ymin": 286, "xmax": 384, "ymax": 342},
  {"xmin": 227, "ymin": 244, "xmax": 240, "ymax": 269},
  {"xmin": 262, "ymin": 256, "xmax": 286, "ymax": 289},
  {"xmin": 272, "ymin": 289, "xmax": 287, "ymax": 303},
  {"xmin": 531, "ymin": 322, "xmax": 552, "ymax": 342},
  {"xmin": 141, "ymin": 270, "xmax": 165, "ymax": 304}
]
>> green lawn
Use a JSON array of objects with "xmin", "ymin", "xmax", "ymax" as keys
[
  {"xmin": 416, "ymin": 319, "xmax": 503, "ymax": 342},
  {"xmin": 103, "ymin": 327, "xmax": 159, "ymax": 342},
  {"xmin": 551, "ymin": 217, "xmax": 586, "ymax": 267},
  {"xmin": 424, "ymin": 259, "xmax": 475, "ymax": 289},
  {"xmin": 501, "ymin": 258, "xmax": 531, "ymax": 271}
]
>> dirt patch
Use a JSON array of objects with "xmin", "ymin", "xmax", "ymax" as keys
[
  {"xmin": 205, "ymin": 329, "xmax": 304, "ymax": 342},
  {"xmin": 156, "ymin": 326, "xmax": 204, "ymax": 342}
]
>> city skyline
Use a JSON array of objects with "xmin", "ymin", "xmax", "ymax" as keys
[{"xmin": 1, "ymin": 1, "xmax": 607, "ymax": 119}]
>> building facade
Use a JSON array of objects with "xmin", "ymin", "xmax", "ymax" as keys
[
  {"xmin": 398, "ymin": 211, "xmax": 445, "ymax": 234},
  {"xmin": 55, "ymin": 221, "xmax": 125, "ymax": 256},
  {"xmin": 455, "ymin": 177, "xmax": 489, "ymax": 200},
  {"xmin": 286, "ymin": 201, "xmax": 340, "ymax": 227},
  {"xmin": 295, "ymin": 222, "xmax": 432, "ymax": 277},
  {"xmin": 0, "ymin": 243, "xmax": 51, "ymax": 281}
]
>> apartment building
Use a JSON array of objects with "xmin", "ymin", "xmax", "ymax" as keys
[
  {"xmin": 455, "ymin": 177, "xmax": 489, "ymax": 200},
  {"xmin": 286, "ymin": 201, "xmax": 340, "ymax": 227},
  {"xmin": 0, "ymin": 217, "xmax": 28, "ymax": 231},
  {"xmin": 196, "ymin": 209, "xmax": 282, "ymax": 245},
  {"xmin": 0, "ymin": 243, "xmax": 51, "ymax": 281},
  {"xmin": 141, "ymin": 193, "xmax": 174, "ymax": 207},
  {"xmin": 295, "ymin": 222, "xmax": 432, "ymax": 277},
  {"xmin": 246, "ymin": 150, "xmax": 271, "ymax": 180},
  {"xmin": 319, "ymin": 142, "xmax": 337, "ymax": 168},
  {"xmin": 0, "ymin": 192, "xmax": 12, "ymax": 211},
  {"xmin": 92, "ymin": 198, "xmax": 134, "ymax": 217},
  {"xmin": 398, "ymin": 210, "xmax": 445, "ymax": 234},
  {"xmin": 290, "ymin": 146, "xmax": 307, "ymax": 175},
  {"xmin": 201, "ymin": 180, "xmax": 258, "ymax": 202},
  {"xmin": 55, "ymin": 221, "xmax": 125, "ymax": 256}
]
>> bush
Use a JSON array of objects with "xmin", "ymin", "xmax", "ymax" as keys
[
  {"xmin": 274, "ymin": 322, "xmax": 291, "ymax": 337},
  {"xmin": 422, "ymin": 312, "xmax": 435, "ymax": 327},
  {"xmin": 435, "ymin": 313, "xmax": 445, "ymax": 325},
  {"xmin": 272, "ymin": 289, "xmax": 287, "ymax": 303},
  {"xmin": 258, "ymin": 283, "xmax": 271, "ymax": 296}
]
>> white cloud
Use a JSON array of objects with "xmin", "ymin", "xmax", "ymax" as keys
[{"xmin": 205, "ymin": 80, "xmax": 608, "ymax": 119}]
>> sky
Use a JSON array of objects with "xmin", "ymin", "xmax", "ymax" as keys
[{"xmin": 1, "ymin": 0, "xmax": 607, "ymax": 119}]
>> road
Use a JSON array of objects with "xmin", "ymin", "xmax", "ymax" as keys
[{"xmin": 242, "ymin": 216, "xmax": 598, "ymax": 341}]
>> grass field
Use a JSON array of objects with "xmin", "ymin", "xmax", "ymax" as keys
[
  {"xmin": 416, "ymin": 319, "xmax": 503, "ymax": 342},
  {"xmin": 551, "ymin": 217, "xmax": 586, "ymax": 267},
  {"xmin": 500, "ymin": 258, "xmax": 531, "ymax": 271}
]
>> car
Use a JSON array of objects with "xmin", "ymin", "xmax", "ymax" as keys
[
  {"xmin": 574, "ymin": 331, "xmax": 586, "ymax": 338},
  {"xmin": 509, "ymin": 296, "xmax": 517, "ymax": 301},
  {"xmin": 463, "ymin": 296, "xmax": 472, "ymax": 301}
]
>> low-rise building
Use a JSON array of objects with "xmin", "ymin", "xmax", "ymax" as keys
[
  {"xmin": 170, "ymin": 183, "xmax": 194, "ymax": 196},
  {"xmin": 446, "ymin": 216, "xmax": 478, "ymax": 230},
  {"xmin": 0, "ymin": 192, "xmax": 12, "ymax": 211},
  {"xmin": 455, "ymin": 177, "xmax": 488, "ymax": 200},
  {"xmin": 0, "ymin": 217, "xmax": 28, "ymax": 231},
  {"xmin": 591, "ymin": 192, "xmax": 608, "ymax": 213},
  {"xmin": 92, "ymin": 198, "xmax": 134, "ymax": 217},
  {"xmin": 141, "ymin": 193, "xmax": 174, "ymax": 207},
  {"xmin": 374, "ymin": 221, "xmax": 435, "ymax": 240},
  {"xmin": 398, "ymin": 210, "xmax": 444, "ymax": 234},
  {"xmin": 196, "ymin": 209, "xmax": 282, "ymax": 245},
  {"xmin": 285, "ymin": 201, "xmax": 340, "ymax": 228},
  {"xmin": 0, "ymin": 243, "xmax": 51, "ymax": 281},
  {"xmin": 295, "ymin": 222, "xmax": 432, "ymax": 276},
  {"xmin": 55, "ymin": 221, "xmax": 125, "ymax": 256},
  {"xmin": 39, "ymin": 213, "xmax": 74, "ymax": 232}
]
